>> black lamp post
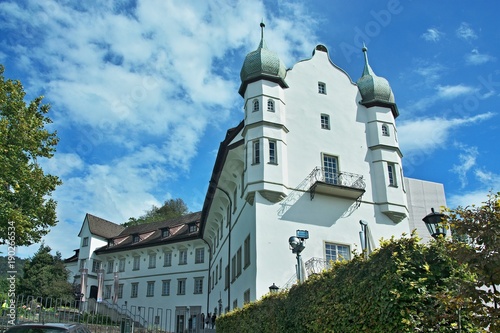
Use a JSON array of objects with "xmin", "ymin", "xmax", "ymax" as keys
[
  {"xmin": 422, "ymin": 208, "xmax": 446, "ymax": 239},
  {"xmin": 269, "ymin": 283, "xmax": 279, "ymax": 293}
]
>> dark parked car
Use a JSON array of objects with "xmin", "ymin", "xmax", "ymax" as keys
[{"xmin": 5, "ymin": 323, "xmax": 91, "ymax": 333}]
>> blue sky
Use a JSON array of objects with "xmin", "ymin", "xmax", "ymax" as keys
[{"xmin": 1, "ymin": 0, "xmax": 498, "ymax": 258}]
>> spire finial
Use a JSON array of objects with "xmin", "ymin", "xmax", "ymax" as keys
[
  {"xmin": 361, "ymin": 42, "xmax": 372, "ymax": 76},
  {"xmin": 260, "ymin": 21, "xmax": 265, "ymax": 41},
  {"xmin": 362, "ymin": 42, "xmax": 368, "ymax": 53}
]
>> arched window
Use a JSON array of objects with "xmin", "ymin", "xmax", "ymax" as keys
[
  {"xmin": 252, "ymin": 99, "xmax": 259, "ymax": 112},
  {"xmin": 381, "ymin": 124, "xmax": 389, "ymax": 136},
  {"xmin": 267, "ymin": 99, "xmax": 275, "ymax": 112}
]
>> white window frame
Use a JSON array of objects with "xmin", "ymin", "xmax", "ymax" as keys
[
  {"xmin": 107, "ymin": 260, "xmax": 114, "ymax": 274},
  {"xmin": 267, "ymin": 99, "xmax": 275, "ymax": 112},
  {"xmin": 388, "ymin": 163, "xmax": 397, "ymax": 186},
  {"xmin": 382, "ymin": 124, "xmax": 390, "ymax": 136},
  {"xmin": 252, "ymin": 99, "xmax": 259, "ymax": 112},
  {"xmin": 179, "ymin": 250, "xmax": 187, "ymax": 265},
  {"xmin": 146, "ymin": 281, "xmax": 155, "ymax": 297},
  {"xmin": 133, "ymin": 256, "xmax": 140, "ymax": 271},
  {"xmin": 321, "ymin": 114, "xmax": 330, "ymax": 130},
  {"xmin": 268, "ymin": 140, "xmax": 277, "ymax": 164},
  {"xmin": 148, "ymin": 253, "xmax": 156, "ymax": 268},
  {"xmin": 195, "ymin": 248, "xmax": 204, "ymax": 264},
  {"xmin": 131, "ymin": 282, "xmax": 138, "ymax": 298},
  {"xmin": 162, "ymin": 280, "xmax": 170, "ymax": 296},
  {"xmin": 177, "ymin": 279, "xmax": 186, "ymax": 295},
  {"xmin": 92, "ymin": 260, "xmax": 101, "ymax": 273},
  {"xmin": 118, "ymin": 258, "xmax": 125, "ymax": 272},
  {"xmin": 194, "ymin": 277, "xmax": 203, "ymax": 294},
  {"xmin": 325, "ymin": 242, "xmax": 350, "ymax": 262},
  {"xmin": 323, "ymin": 154, "xmax": 339, "ymax": 185},
  {"xmin": 252, "ymin": 140, "xmax": 260, "ymax": 164},
  {"xmin": 318, "ymin": 82, "xmax": 326, "ymax": 94},
  {"xmin": 164, "ymin": 252, "xmax": 172, "ymax": 267}
]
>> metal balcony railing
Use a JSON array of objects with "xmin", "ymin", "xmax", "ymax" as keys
[{"xmin": 309, "ymin": 167, "xmax": 365, "ymax": 200}]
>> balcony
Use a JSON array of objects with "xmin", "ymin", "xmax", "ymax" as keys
[{"xmin": 309, "ymin": 167, "xmax": 365, "ymax": 200}]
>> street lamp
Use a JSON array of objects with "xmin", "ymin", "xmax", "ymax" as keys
[
  {"xmin": 289, "ymin": 230, "xmax": 308, "ymax": 283},
  {"xmin": 269, "ymin": 283, "xmax": 279, "ymax": 293},
  {"xmin": 422, "ymin": 207, "xmax": 447, "ymax": 239}
]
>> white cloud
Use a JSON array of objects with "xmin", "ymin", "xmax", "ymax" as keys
[
  {"xmin": 456, "ymin": 22, "xmax": 477, "ymax": 40},
  {"xmin": 398, "ymin": 113, "xmax": 494, "ymax": 154},
  {"xmin": 450, "ymin": 144, "xmax": 478, "ymax": 188},
  {"xmin": 409, "ymin": 84, "xmax": 479, "ymax": 111},
  {"xmin": 465, "ymin": 49, "xmax": 496, "ymax": 65},
  {"xmin": 413, "ymin": 62, "xmax": 446, "ymax": 84},
  {"xmin": 421, "ymin": 28, "xmax": 443, "ymax": 42},
  {"xmin": 436, "ymin": 84, "xmax": 478, "ymax": 99}
]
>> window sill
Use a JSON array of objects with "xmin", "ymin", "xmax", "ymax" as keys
[{"xmin": 267, "ymin": 162, "xmax": 278, "ymax": 165}]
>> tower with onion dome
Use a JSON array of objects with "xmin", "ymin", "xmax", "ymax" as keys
[
  {"xmin": 239, "ymin": 22, "xmax": 289, "ymax": 204},
  {"xmin": 357, "ymin": 45, "xmax": 408, "ymax": 223}
]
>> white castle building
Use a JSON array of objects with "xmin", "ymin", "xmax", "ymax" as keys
[{"xmin": 65, "ymin": 24, "xmax": 446, "ymax": 333}]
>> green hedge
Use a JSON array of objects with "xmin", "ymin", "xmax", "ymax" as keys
[{"xmin": 217, "ymin": 235, "xmax": 485, "ymax": 333}]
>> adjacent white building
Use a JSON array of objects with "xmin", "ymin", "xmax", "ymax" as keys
[{"xmin": 65, "ymin": 24, "xmax": 446, "ymax": 333}]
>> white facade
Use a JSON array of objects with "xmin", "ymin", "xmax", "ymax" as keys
[{"xmin": 66, "ymin": 28, "xmax": 447, "ymax": 330}]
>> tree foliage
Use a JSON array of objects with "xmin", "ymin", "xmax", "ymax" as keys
[
  {"xmin": 124, "ymin": 198, "xmax": 189, "ymax": 226},
  {"xmin": 18, "ymin": 244, "xmax": 73, "ymax": 301},
  {"xmin": 445, "ymin": 192, "xmax": 500, "ymax": 330},
  {"xmin": 0, "ymin": 65, "xmax": 62, "ymax": 246}
]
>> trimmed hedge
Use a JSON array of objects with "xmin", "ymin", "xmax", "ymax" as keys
[{"xmin": 217, "ymin": 234, "xmax": 485, "ymax": 333}]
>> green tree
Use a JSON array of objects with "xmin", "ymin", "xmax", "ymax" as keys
[
  {"xmin": 124, "ymin": 198, "xmax": 189, "ymax": 226},
  {"xmin": 0, "ymin": 65, "xmax": 62, "ymax": 246},
  {"xmin": 445, "ymin": 192, "xmax": 500, "ymax": 331},
  {"xmin": 18, "ymin": 244, "xmax": 73, "ymax": 301}
]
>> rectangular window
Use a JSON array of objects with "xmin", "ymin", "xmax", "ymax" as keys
[
  {"xmin": 104, "ymin": 285, "xmax": 112, "ymax": 299},
  {"xmin": 179, "ymin": 250, "xmax": 187, "ymax": 265},
  {"xmin": 318, "ymin": 82, "xmax": 326, "ymax": 94},
  {"xmin": 215, "ymin": 264, "xmax": 219, "ymax": 284},
  {"xmin": 148, "ymin": 253, "xmax": 156, "ymax": 268},
  {"xmin": 219, "ymin": 258, "xmax": 223, "ymax": 280},
  {"xmin": 117, "ymin": 284, "xmax": 124, "ymax": 299},
  {"xmin": 188, "ymin": 223, "xmax": 198, "ymax": 233},
  {"xmin": 252, "ymin": 140, "xmax": 260, "ymax": 164},
  {"xmin": 92, "ymin": 260, "xmax": 101, "ymax": 273},
  {"xmin": 225, "ymin": 265, "xmax": 229, "ymax": 290},
  {"xmin": 244, "ymin": 289, "xmax": 251, "ymax": 305},
  {"xmin": 132, "ymin": 234, "xmax": 140, "ymax": 243},
  {"xmin": 164, "ymin": 252, "xmax": 172, "ymax": 267},
  {"xmin": 131, "ymin": 283, "xmax": 138, "ymax": 298},
  {"xmin": 325, "ymin": 243, "xmax": 350, "ymax": 262},
  {"xmin": 194, "ymin": 277, "xmax": 203, "ymax": 294},
  {"xmin": 162, "ymin": 280, "xmax": 170, "ymax": 296},
  {"xmin": 321, "ymin": 114, "xmax": 330, "ymax": 129},
  {"xmin": 236, "ymin": 247, "xmax": 242, "ymax": 277},
  {"xmin": 244, "ymin": 234, "xmax": 251, "ymax": 268},
  {"xmin": 133, "ymin": 256, "xmax": 140, "ymax": 271},
  {"xmin": 323, "ymin": 154, "xmax": 339, "ymax": 185},
  {"xmin": 233, "ymin": 299, "xmax": 238, "ymax": 310},
  {"xmin": 195, "ymin": 248, "xmax": 204, "ymax": 264},
  {"xmin": 79, "ymin": 259, "xmax": 85, "ymax": 270},
  {"xmin": 231, "ymin": 255, "xmax": 236, "ymax": 282},
  {"xmin": 147, "ymin": 281, "xmax": 155, "ymax": 297},
  {"xmin": 161, "ymin": 228, "xmax": 170, "ymax": 238},
  {"xmin": 177, "ymin": 279, "xmax": 186, "ymax": 295},
  {"xmin": 118, "ymin": 258, "xmax": 126, "ymax": 272},
  {"xmin": 107, "ymin": 260, "xmax": 114, "ymax": 273},
  {"xmin": 269, "ymin": 140, "xmax": 277, "ymax": 164},
  {"xmin": 388, "ymin": 163, "xmax": 397, "ymax": 186},
  {"xmin": 82, "ymin": 237, "xmax": 89, "ymax": 247}
]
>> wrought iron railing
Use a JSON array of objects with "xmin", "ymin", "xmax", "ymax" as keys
[
  {"xmin": 281, "ymin": 257, "xmax": 331, "ymax": 290},
  {"xmin": 309, "ymin": 167, "xmax": 366, "ymax": 190}
]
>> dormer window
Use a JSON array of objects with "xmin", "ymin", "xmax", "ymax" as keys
[
  {"xmin": 107, "ymin": 239, "xmax": 115, "ymax": 247},
  {"xmin": 188, "ymin": 223, "xmax": 198, "ymax": 233},
  {"xmin": 267, "ymin": 99, "xmax": 275, "ymax": 112},
  {"xmin": 161, "ymin": 228, "xmax": 170, "ymax": 238},
  {"xmin": 252, "ymin": 99, "xmax": 259, "ymax": 112},
  {"xmin": 132, "ymin": 234, "xmax": 140, "ymax": 243},
  {"xmin": 82, "ymin": 237, "xmax": 89, "ymax": 247},
  {"xmin": 318, "ymin": 82, "xmax": 326, "ymax": 94}
]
